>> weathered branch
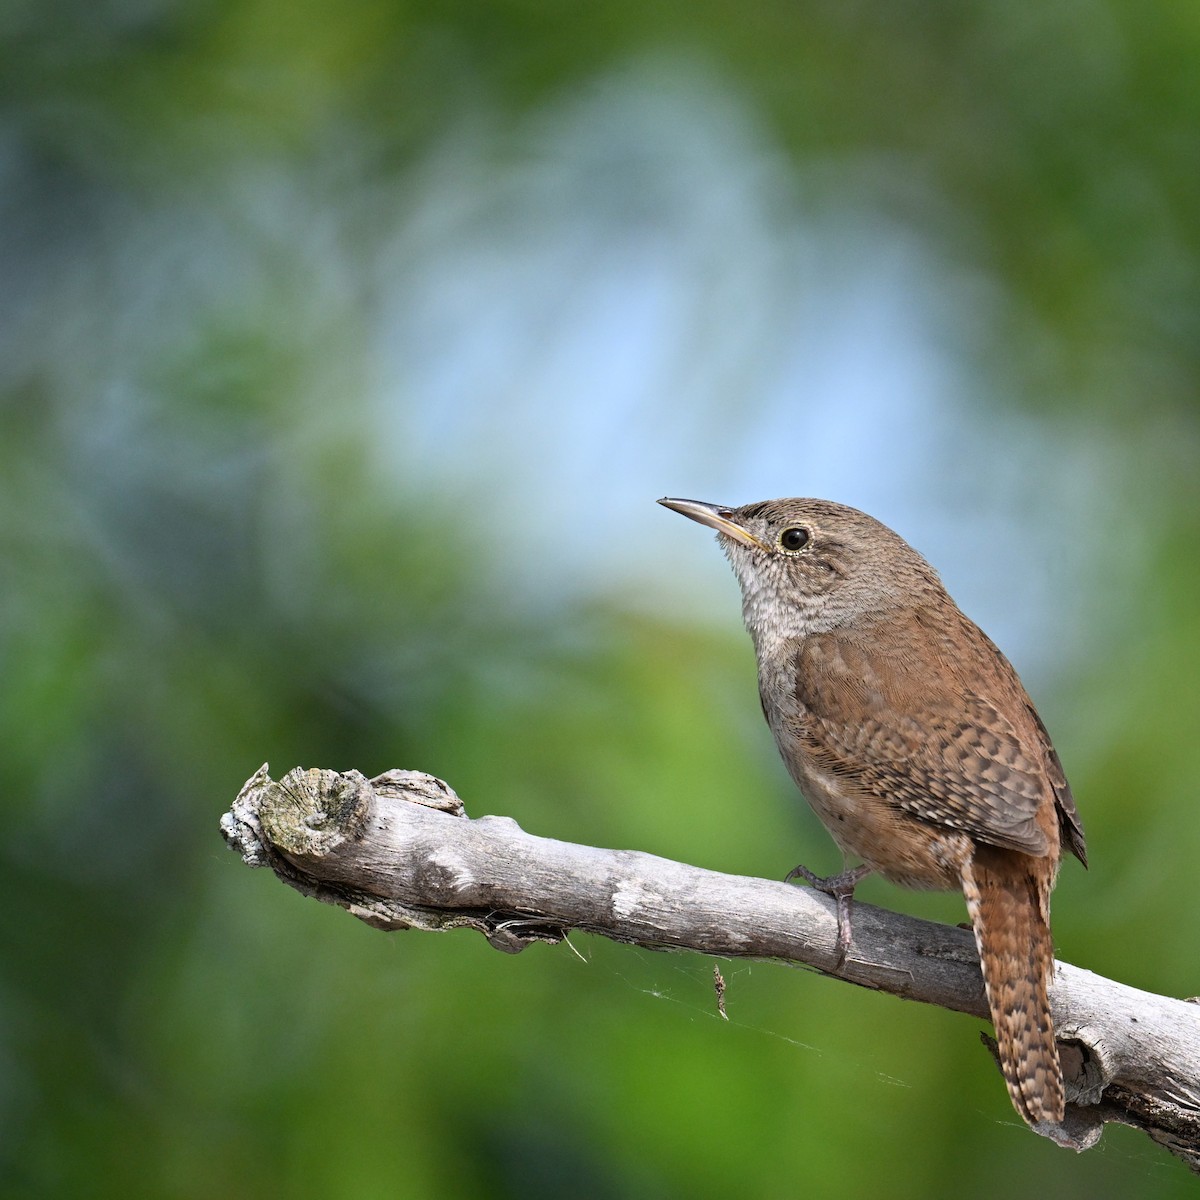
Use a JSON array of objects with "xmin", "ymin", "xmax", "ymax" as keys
[{"xmin": 221, "ymin": 764, "xmax": 1200, "ymax": 1169}]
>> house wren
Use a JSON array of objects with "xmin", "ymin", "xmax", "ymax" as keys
[{"xmin": 658, "ymin": 496, "xmax": 1087, "ymax": 1128}]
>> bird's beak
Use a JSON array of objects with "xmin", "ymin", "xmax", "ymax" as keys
[{"xmin": 657, "ymin": 497, "xmax": 767, "ymax": 550}]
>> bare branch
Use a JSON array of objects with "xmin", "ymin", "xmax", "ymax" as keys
[{"xmin": 221, "ymin": 765, "xmax": 1200, "ymax": 1169}]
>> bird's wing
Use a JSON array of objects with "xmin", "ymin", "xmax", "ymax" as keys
[
  {"xmin": 789, "ymin": 623, "xmax": 1053, "ymax": 858},
  {"xmin": 1024, "ymin": 699, "xmax": 1088, "ymax": 867}
]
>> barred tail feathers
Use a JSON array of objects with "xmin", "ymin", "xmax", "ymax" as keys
[{"xmin": 962, "ymin": 845, "xmax": 1064, "ymax": 1126}]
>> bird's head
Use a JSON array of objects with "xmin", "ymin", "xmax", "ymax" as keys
[{"xmin": 658, "ymin": 496, "xmax": 944, "ymax": 646}]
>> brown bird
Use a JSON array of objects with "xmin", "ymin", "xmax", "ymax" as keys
[{"xmin": 658, "ymin": 496, "xmax": 1087, "ymax": 1129}]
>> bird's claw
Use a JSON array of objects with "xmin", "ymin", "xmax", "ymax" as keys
[{"xmin": 784, "ymin": 863, "xmax": 873, "ymax": 967}]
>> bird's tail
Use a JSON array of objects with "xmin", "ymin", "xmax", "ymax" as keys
[{"xmin": 962, "ymin": 845, "xmax": 1065, "ymax": 1126}]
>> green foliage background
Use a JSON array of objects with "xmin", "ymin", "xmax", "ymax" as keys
[{"xmin": 3, "ymin": 2, "xmax": 1199, "ymax": 1196}]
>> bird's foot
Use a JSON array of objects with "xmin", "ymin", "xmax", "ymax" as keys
[{"xmin": 784, "ymin": 863, "xmax": 873, "ymax": 967}]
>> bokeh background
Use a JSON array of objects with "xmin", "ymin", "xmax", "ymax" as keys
[{"xmin": 4, "ymin": 2, "xmax": 1200, "ymax": 1196}]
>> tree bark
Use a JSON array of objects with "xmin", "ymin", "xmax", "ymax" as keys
[{"xmin": 221, "ymin": 764, "xmax": 1200, "ymax": 1168}]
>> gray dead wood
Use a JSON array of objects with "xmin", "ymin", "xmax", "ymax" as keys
[{"xmin": 221, "ymin": 764, "xmax": 1200, "ymax": 1169}]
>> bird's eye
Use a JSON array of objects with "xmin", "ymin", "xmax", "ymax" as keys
[{"xmin": 779, "ymin": 527, "xmax": 810, "ymax": 552}]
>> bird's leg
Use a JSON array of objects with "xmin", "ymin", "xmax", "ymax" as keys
[{"xmin": 784, "ymin": 861, "xmax": 873, "ymax": 966}]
